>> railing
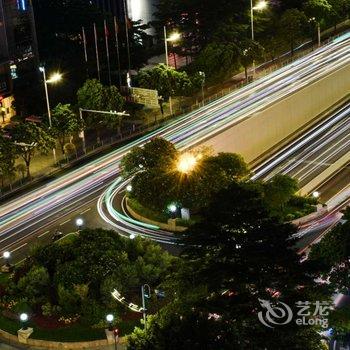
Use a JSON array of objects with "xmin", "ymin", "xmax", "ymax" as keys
[{"xmin": 1, "ymin": 28, "xmax": 349, "ymax": 200}]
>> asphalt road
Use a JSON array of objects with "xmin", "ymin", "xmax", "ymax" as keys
[
  {"xmin": 254, "ymin": 101, "xmax": 350, "ymax": 195},
  {"xmin": 2, "ymin": 32, "xmax": 350, "ymax": 259}
]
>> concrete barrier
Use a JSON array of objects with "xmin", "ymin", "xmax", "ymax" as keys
[
  {"xmin": 126, "ymin": 198, "xmax": 187, "ymax": 232},
  {"xmin": 299, "ymin": 152, "xmax": 350, "ymax": 195},
  {"xmin": 199, "ymin": 63, "xmax": 350, "ymax": 163},
  {"xmin": 0, "ymin": 326, "xmax": 128, "ymax": 349}
]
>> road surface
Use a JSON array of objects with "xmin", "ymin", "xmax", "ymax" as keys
[{"xmin": 2, "ymin": 32, "xmax": 350, "ymax": 256}]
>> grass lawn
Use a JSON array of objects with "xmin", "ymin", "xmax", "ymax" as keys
[
  {"xmin": 128, "ymin": 198, "xmax": 169, "ymax": 223},
  {"xmin": 128, "ymin": 197, "xmax": 199, "ymax": 228},
  {"xmin": 0, "ymin": 312, "xmax": 139, "ymax": 342}
]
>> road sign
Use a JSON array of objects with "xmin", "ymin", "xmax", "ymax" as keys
[{"xmin": 130, "ymin": 87, "xmax": 159, "ymax": 108}]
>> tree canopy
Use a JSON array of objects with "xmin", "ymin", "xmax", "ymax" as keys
[{"xmin": 128, "ymin": 181, "xmax": 329, "ymax": 350}]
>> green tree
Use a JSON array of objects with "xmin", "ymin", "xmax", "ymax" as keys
[
  {"xmin": 304, "ymin": 0, "xmax": 332, "ymax": 44},
  {"xmin": 0, "ymin": 135, "xmax": 16, "ymax": 188},
  {"xmin": 128, "ymin": 181, "xmax": 327, "ymax": 349},
  {"xmin": 309, "ymin": 208, "xmax": 350, "ymax": 291},
  {"xmin": 17, "ymin": 266, "xmax": 50, "ymax": 305},
  {"xmin": 51, "ymin": 103, "xmax": 79, "ymax": 154},
  {"xmin": 239, "ymin": 41, "xmax": 265, "ymax": 82},
  {"xmin": 278, "ymin": 9, "xmax": 308, "ymax": 56},
  {"xmin": 120, "ymin": 138, "xmax": 178, "ymax": 177},
  {"xmin": 77, "ymin": 79, "xmax": 105, "ymax": 111},
  {"xmin": 263, "ymin": 174, "xmax": 299, "ymax": 214},
  {"xmin": 136, "ymin": 64, "xmax": 194, "ymax": 101},
  {"xmin": 77, "ymin": 80, "xmax": 125, "ymax": 141},
  {"xmin": 11, "ymin": 123, "xmax": 55, "ymax": 179},
  {"xmin": 124, "ymin": 139, "xmax": 250, "ymax": 212}
]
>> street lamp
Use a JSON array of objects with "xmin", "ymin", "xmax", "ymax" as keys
[
  {"xmin": 177, "ymin": 153, "xmax": 198, "ymax": 174},
  {"xmin": 129, "ymin": 233, "xmax": 136, "ymax": 240},
  {"xmin": 106, "ymin": 314, "xmax": 114, "ymax": 331},
  {"xmin": 141, "ymin": 284, "xmax": 151, "ymax": 329},
  {"xmin": 76, "ymin": 218, "xmax": 84, "ymax": 230},
  {"xmin": 126, "ymin": 184, "xmax": 132, "ymax": 192},
  {"xmin": 250, "ymin": 0, "xmax": 268, "ymax": 75},
  {"xmin": 2, "ymin": 251, "xmax": 11, "ymax": 272},
  {"xmin": 3, "ymin": 251, "xmax": 10, "ymax": 260},
  {"xmin": 19, "ymin": 313, "xmax": 29, "ymax": 330},
  {"xmin": 39, "ymin": 66, "xmax": 62, "ymax": 163},
  {"xmin": 199, "ymin": 71, "xmax": 206, "ymax": 107},
  {"xmin": 164, "ymin": 26, "xmax": 181, "ymax": 115},
  {"xmin": 312, "ymin": 191, "xmax": 320, "ymax": 199}
]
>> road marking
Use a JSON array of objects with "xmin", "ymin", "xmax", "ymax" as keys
[
  {"xmin": 80, "ymin": 208, "xmax": 91, "ymax": 215},
  {"xmin": 12, "ymin": 243, "xmax": 27, "ymax": 253},
  {"xmin": 38, "ymin": 230, "xmax": 50, "ymax": 238},
  {"xmin": 15, "ymin": 258, "xmax": 27, "ymax": 266},
  {"xmin": 59, "ymin": 219, "xmax": 71, "ymax": 226}
]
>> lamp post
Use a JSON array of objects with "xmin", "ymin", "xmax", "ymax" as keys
[
  {"xmin": 3, "ymin": 251, "xmax": 10, "ymax": 265},
  {"xmin": 76, "ymin": 218, "xmax": 84, "ymax": 231},
  {"xmin": 312, "ymin": 191, "xmax": 320, "ymax": 199},
  {"xmin": 141, "ymin": 284, "xmax": 151, "ymax": 329},
  {"xmin": 250, "ymin": 0, "xmax": 268, "ymax": 75},
  {"xmin": 39, "ymin": 67, "xmax": 62, "ymax": 164},
  {"xmin": 2, "ymin": 251, "xmax": 11, "ymax": 272},
  {"xmin": 106, "ymin": 314, "xmax": 114, "ymax": 331},
  {"xmin": 163, "ymin": 26, "xmax": 181, "ymax": 116},
  {"xmin": 20, "ymin": 313, "xmax": 28, "ymax": 330},
  {"xmin": 198, "ymin": 71, "xmax": 206, "ymax": 106}
]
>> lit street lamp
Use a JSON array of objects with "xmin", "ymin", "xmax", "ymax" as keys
[
  {"xmin": 106, "ymin": 314, "xmax": 114, "ymax": 331},
  {"xmin": 19, "ymin": 313, "xmax": 29, "ymax": 330},
  {"xmin": 177, "ymin": 153, "xmax": 198, "ymax": 174},
  {"xmin": 312, "ymin": 191, "xmax": 320, "ymax": 199},
  {"xmin": 39, "ymin": 66, "xmax": 62, "ymax": 163},
  {"xmin": 164, "ymin": 26, "xmax": 181, "ymax": 115},
  {"xmin": 76, "ymin": 218, "xmax": 84, "ymax": 231},
  {"xmin": 250, "ymin": 0, "xmax": 268, "ymax": 75},
  {"xmin": 2, "ymin": 251, "xmax": 11, "ymax": 272}
]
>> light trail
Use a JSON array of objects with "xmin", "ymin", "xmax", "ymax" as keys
[{"xmin": 2, "ymin": 33, "xmax": 350, "ymax": 248}]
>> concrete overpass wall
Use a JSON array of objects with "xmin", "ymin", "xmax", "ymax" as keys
[{"xmin": 200, "ymin": 64, "xmax": 350, "ymax": 163}]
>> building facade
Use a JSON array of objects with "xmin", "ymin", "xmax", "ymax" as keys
[
  {"xmin": 93, "ymin": 0, "xmax": 158, "ymax": 25},
  {"xmin": 0, "ymin": 0, "xmax": 38, "ymax": 121}
]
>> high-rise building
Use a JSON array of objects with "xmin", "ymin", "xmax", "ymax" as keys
[
  {"xmin": 0, "ymin": 0, "xmax": 38, "ymax": 121},
  {"xmin": 93, "ymin": 0, "xmax": 158, "ymax": 25}
]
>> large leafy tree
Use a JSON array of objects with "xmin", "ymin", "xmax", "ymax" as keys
[
  {"xmin": 128, "ymin": 181, "xmax": 328, "ymax": 350},
  {"xmin": 278, "ymin": 9, "xmax": 308, "ymax": 56},
  {"xmin": 309, "ymin": 207, "xmax": 350, "ymax": 292},
  {"xmin": 303, "ymin": 0, "xmax": 332, "ymax": 43},
  {"xmin": 0, "ymin": 134, "xmax": 17, "ymax": 188},
  {"xmin": 11, "ymin": 122, "xmax": 55, "ymax": 179},
  {"xmin": 122, "ymin": 138, "xmax": 249, "ymax": 212},
  {"xmin": 77, "ymin": 79, "xmax": 125, "ymax": 140},
  {"xmin": 50, "ymin": 103, "xmax": 79, "ymax": 154},
  {"xmin": 136, "ymin": 64, "xmax": 195, "ymax": 101}
]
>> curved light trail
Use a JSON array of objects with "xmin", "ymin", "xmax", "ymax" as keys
[{"xmin": 1, "ymin": 33, "xmax": 350, "ymax": 249}]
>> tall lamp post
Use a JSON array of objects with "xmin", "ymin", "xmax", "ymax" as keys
[
  {"xmin": 39, "ymin": 67, "xmax": 62, "ymax": 163},
  {"xmin": 163, "ymin": 27, "xmax": 181, "ymax": 116},
  {"xmin": 250, "ymin": 0, "xmax": 268, "ymax": 75},
  {"xmin": 141, "ymin": 284, "xmax": 151, "ymax": 329}
]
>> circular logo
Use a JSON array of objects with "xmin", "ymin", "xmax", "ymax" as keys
[{"xmin": 258, "ymin": 299, "xmax": 293, "ymax": 328}]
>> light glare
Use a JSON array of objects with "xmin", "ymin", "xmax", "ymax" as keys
[
  {"xmin": 253, "ymin": 0, "xmax": 268, "ymax": 10},
  {"xmin": 177, "ymin": 153, "xmax": 197, "ymax": 174}
]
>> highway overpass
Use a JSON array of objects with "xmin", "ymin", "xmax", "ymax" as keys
[{"xmin": 1, "ymin": 32, "xmax": 350, "ymax": 253}]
